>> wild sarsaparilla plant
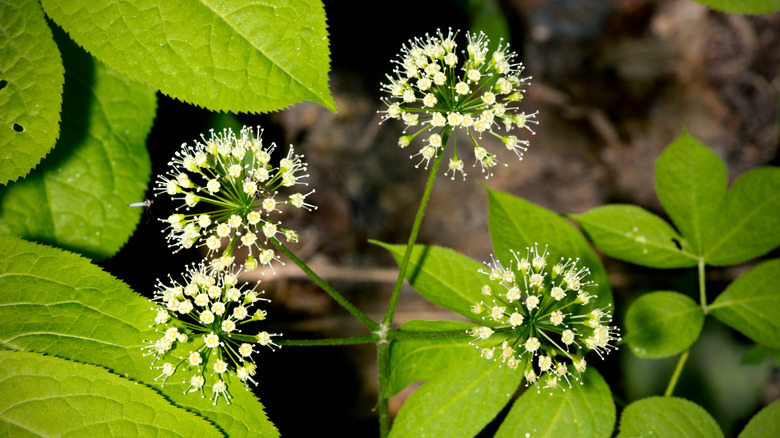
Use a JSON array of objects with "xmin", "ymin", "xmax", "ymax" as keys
[{"xmin": 1, "ymin": 0, "xmax": 779, "ymax": 437}]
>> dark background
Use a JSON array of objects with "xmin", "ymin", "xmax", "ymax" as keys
[{"xmin": 102, "ymin": 0, "xmax": 780, "ymax": 436}]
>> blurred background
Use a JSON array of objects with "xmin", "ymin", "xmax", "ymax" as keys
[{"xmin": 102, "ymin": 0, "xmax": 780, "ymax": 436}]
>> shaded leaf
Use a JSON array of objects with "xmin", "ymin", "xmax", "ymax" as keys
[
  {"xmin": 0, "ymin": 235, "xmax": 279, "ymax": 437},
  {"xmin": 0, "ymin": 28, "xmax": 154, "ymax": 261},
  {"xmin": 656, "ymin": 131, "xmax": 727, "ymax": 254},
  {"xmin": 0, "ymin": 350, "xmax": 223, "ymax": 437},
  {"xmin": 741, "ymin": 345, "xmax": 780, "ymax": 366},
  {"xmin": 705, "ymin": 167, "xmax": 780, "ymax": 266},
  {"xmin": 624, "ymin": 291, "xmax": 704, "ymax": 358},
  {"xmin": 373, "ymin": 241, "xmax": 491, "ymax": 319},
  {"xmin": 487, "ymin": 187, "xmax": 613, "ymax": 309},
  {"xmin": 617, "ymin": 397, "xmax": 723, "ymax": 438},
  {"xmin": 386, "ymin": 320, "xmax": 476, "ymax": 397},
  {"xmin": 496, "ymin": 369, "xmax": 615, "ymax": 438},
  {"xmin": 389, "ymin": 353, "xmax": 523, "ymax": 438},
  {"xmin": 710, "ymin": 259, "xmax": 780, "ymax": 348},
  {"xmin": 0, "ymin": 0, "xmax": 64, "ymax": 185},
  {"xmin": 572, "ymin": 204, "xmax": 698, "ymax": 269},
  {"xmin": 739, "ymin": 399, "xmax": 780, "ymax": 438},
  {"xmin": 41, "ymin": 0, "xmax": 336, "ymax": 113}
]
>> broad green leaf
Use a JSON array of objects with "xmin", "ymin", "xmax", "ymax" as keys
[
  {"xmin": 487, "ymin": 187, "xmax": 613, "ymax": 309},
  {"xmin": 572, "ymin": 205, "xmax": 699, "ymax": 269},
  {"xmin": 624, "ymin": 291, "xmax": 704, "ymax": 358},
  {"xmin": 656, "ymin": 131, "xmax": 727, "ymax": 254},
  {"xmin": 0, "ymin": 350, "xmax": 222, "ymax": 438},
  {"xmin": 0, "ymin": 0, "xmax": 64, "ymax": 185},
  {"xmin": 739, "ymin": 399, "xmax": 780, "ymax": 438},
  {"xmin": 496, "ymin": 369, "xmax": 615, "ymax": 438},
  {"xmin": 617, "ymin": 397, "xmax": 723, "ymax": 438},
  {"xmin": 40, "ymin": 0, "xmax": 336, "ymax": 113},
  {"xmin": 373, "ymin": 241, "xmax": 494, "ymax": 319},
  {"xmin": 386, "ymin": 320, "xmax": 477, "ymax": 397},
  {"xmin": 0, "ymin": 28, "xmax": 154, "ymax": 261},
  {"xmin": 0, "ymin": 235, "xmax": 279, "ymax": 437},
  {"xmin": 389, "ymin": 353, "xmax": 523, "ymax": 438},
  {"xmin": 690, "ymin": 0, "xmax": 780, "ymax": 14},
  {"xmin": 709, "ymin": 259, "xmax": 780, "ymax": 348},
  {"xmin": 705, "ymin": 167, "xmax": 780, "ymax": 266}
]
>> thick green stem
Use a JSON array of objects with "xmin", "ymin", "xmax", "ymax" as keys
[
  {"xmin": 278, "ymin": 335, "xmax": 379, "ymax": 347},
  {"xmin": 383, "ymin": 129, "xmax": 449, "ymax": 325},
  {"xmin": 272, "ymin": 237, "xmax": 379, "ymax": 331},
  {"xmin": 377, "ymin": 338, "xmax": 391, "ymax": 437},
  {"xmin": 698, "ymin": 258, "xmax": 708, "ymax": 314},
  {"xmin": 665, "ymin": 350, "xmax": 689, "ymax": 396}
]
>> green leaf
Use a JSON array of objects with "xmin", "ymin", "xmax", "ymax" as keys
[
  {"xmin": 705, "ymin": 167, "xmax": 780, "ymax": 266},
  {"xmin": 468, "ymin": 0, "xmax": 510, "ymax": 52},
  {"xmin": 389, "ymin": 354, "xmax": 523, "ymax": 438},
  {"xmin": 487, "ymin": 187, "xmax": 613, "ymax": 308},
  {"xmin": 742, "ymin": 344, "xmax": 780, "ymax": 366},
  {"xmin": 0, "ymin": 28, "xmax": 155, "ymax": 261},
  {"xmin": 373, "ymin": 241, "xmax": 491, "ymax": 319},
  {"xmin": 40, "ymin": 0, "xmax": 336, "ymax": 113},
  {"xmin": 656, "ymin": 131, "xmax": 727, "ymax": 254},
  {"xmin": 689, "ymin": 0, "xmax": 780, "ymax": 14},
  {"xmin": 709, "ymin": 259, "xmax": 780, "ymax": 348},
  {"xmin": 386, "ymin": 320, "xmax": 476, "ymax": 397},
  {"xmin": 0, "ymin": 350, "xmax": 223, "ymax": 438},
  {"xmin": 739, "ymin": 399, "xmax": 780, "ymax": 438},
  {"xmin": 617, "ymin": 397, "xmax": 723, "ymax": 438},
  {"xmin": 572, "ymin": 205, "xmax": 699, "ymax": 269},
  {"xmin": 0, "ymin": 0, "xmax": 64, "ymax": 185},
  {"xmin": 0, "ymin": 235, "xmax": 279, "ymax": 437},
  {"xmin": 624, "ymin": 291, "xmax": 704, "ymax": 358},
  {"xmin": 495, "ymin": 369, "xmax": 615, "ymax": 438}
]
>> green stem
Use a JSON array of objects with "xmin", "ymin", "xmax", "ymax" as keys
[
  {"xmin": 278, "ymin": 335, "xmax": 379, "ymax": 347},
  {"xmin": 698, "ymin": 258, "xmax": 708, "ymax": 314},
  {"xmin": 664, "ymin": 350, "xmax": 689, "ymax": 396},
  {"xmin": 377, "ymin": 339, "xmax": 391, "ymax": 438},
  {"xmin": 272, "ymin": 237, "xmax": 379, "ymax": 331},
  {"xmin": 383, "ymin": 129, "xmax": 449, "ymax": 325}
]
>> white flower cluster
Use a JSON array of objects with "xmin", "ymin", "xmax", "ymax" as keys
[
  {"xmin": 469, "ymin": 245, "xmax": 620, "ymax": 394},
  {"xmin": 381, "ymin": 29, "xmax": 538, "ymax": 179},
  {"xmin": 144, "ymin": 262, "xmax": 280, "ymax": 405},
  {"xmin": 155, "ymin": 126, "xmax": 315, "ymax": 272}
]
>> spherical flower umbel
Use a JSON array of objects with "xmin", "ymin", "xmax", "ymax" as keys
[
  {"xmin": 143, "ymin": 262, "xmax": 281, "ymax": 405},
  {"xmin": 380, "ymin": 29, "xmax": 538, "ymax": 180},
  {"xmin": 468, "ymin": 244, "xmax": 620, "ymax": 394},
  {"xmin": 155, "ymin": 126, "xmax": 316, "ymax": 272}
]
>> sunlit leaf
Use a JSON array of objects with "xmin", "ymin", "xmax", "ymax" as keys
[
  {"xmin": 496, "ymin": 369, "xmax": 615, "ymax": 438},
  {"xmin": 0, "ymin": 350, "xmax": 223, "ymax": 437},
  {"xmin": 656, "ymin": 131, "xmax": 727, "ymax": 254},
  {"xmin": 0, "ymin": 28, "xmax": 154, "ymax": 261},
  {"xmin": 624, "ymin": 291, "xmax": 704, "ymax": 358},
  {"xmin": 572, "ymin": 205, "xmax": 698, "ymax": 269},
  {"xmin": 0, "ymin": 235, "xmax": 279, "ymax": 437},
  {"xmin": 710, "ymin": 259, "xmax": 780, "ymax": 348},
  {"xmin": 617, "ymin": 397, "xmax": 723, "ymax": 438},
  {"xmin": 40, "ymin": 0, "xmax": 336, "ymax": 113},
  {"xmin": 705, "ymin": 167, "xmax": 780, "ymax": 266},
  {"xmin": 0, "ymin": 0, "xmax": 63, "ymax": 185}
]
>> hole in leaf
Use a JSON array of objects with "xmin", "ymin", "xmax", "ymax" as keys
[
  {"xmin": 0, "ymin": 80, "xmax": 6, "ymax": 91},
  {"xmin": 671, "ymin": 238, "xmax": 682, "ymax": 250},
  {"xmin": 13, "ymin": 123, "xmax": 23, "ymax": 132}
]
